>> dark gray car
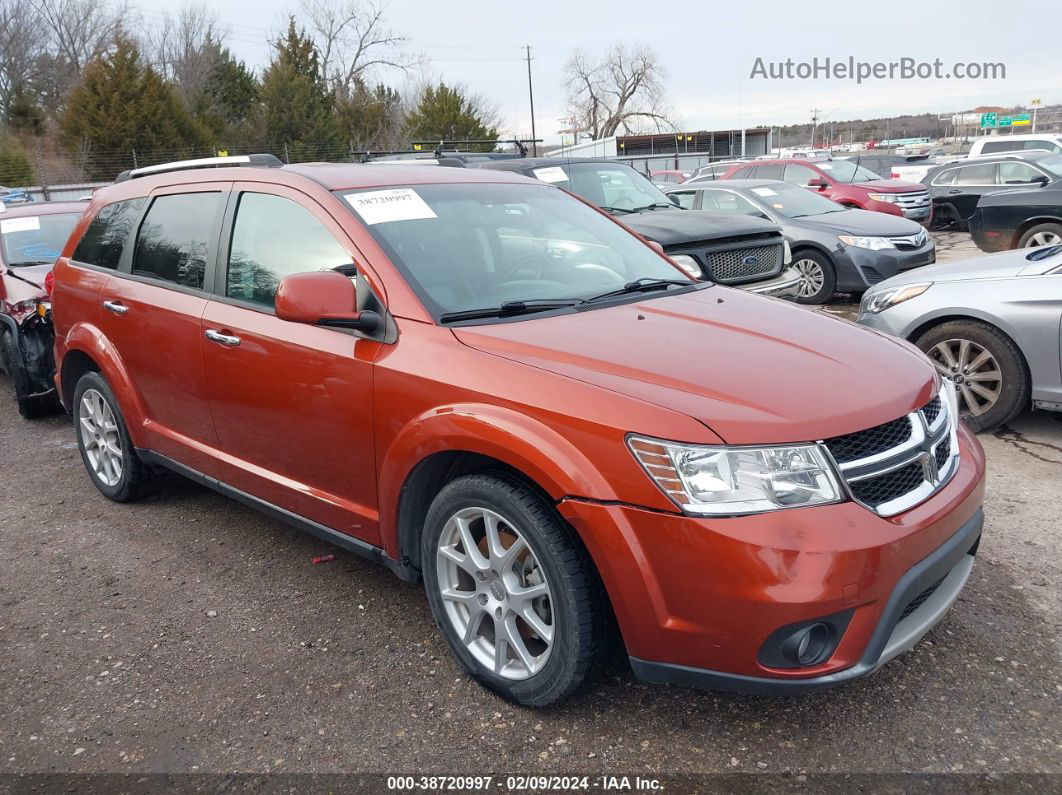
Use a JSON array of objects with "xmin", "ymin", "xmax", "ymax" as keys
[{"xmin": 665, "ymin": 179, "xmax": 936, "ymax": 304}]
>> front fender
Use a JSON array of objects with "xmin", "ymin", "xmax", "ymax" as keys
[
  {"xmin": 377, "ymin": 402, "xmax": 623, "ymax": 558},
  {"xmin": 60, "ymin": 322, "xmax": 150, "ymax": 448}
]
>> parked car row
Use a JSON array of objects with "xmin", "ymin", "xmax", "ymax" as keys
[{"xmin": 6, "ymin": 154, "xmax": 993, "ymax": 710}]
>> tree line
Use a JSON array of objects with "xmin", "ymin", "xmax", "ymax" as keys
[{"xmin": 0, "ymin": 0, "xmax": 503, "ymax": 183}]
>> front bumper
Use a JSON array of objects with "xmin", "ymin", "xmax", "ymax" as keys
[
  {"xmin": 739, "ymin": 266, "xmax": 802, "ymax": 299},
  {"xmin": 835, "ymin": 242, "xmax": 937, "ymax": 291},
  {"xmin": 557, "ymin": 423, "xmax": 985, "ymax": 693}
]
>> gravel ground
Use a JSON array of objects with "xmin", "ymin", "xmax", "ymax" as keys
[{"xmin": 1, "ymin": 231, "xmax": 1060, "ymax": 781}]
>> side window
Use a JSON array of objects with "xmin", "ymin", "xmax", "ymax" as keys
[
  {"xmin": 755, "ymin": 164, "xmax": 785, "ymax": 180},
  {"xmin": 700, "ymin": 191, "xmax": 762, "ymax": 216},
  {"xmin": 1024, "ymin": 140, "xmax": 1059, "ymax": 152},
  {"xmin": 71, "ymin": 198, "xmax": 145, "ymax": 269},
  {"xmin": 932, "ymin": 168, "xmax": 958, "ymax": 186},
  {"xmin": 132, "ymin": 193, "xmax": 221, "ymax": 289},
  {"xmin": 999, "ymin": 162, "xmax": 1043, "ymax": 183},
  {"xmin": 783, "ymin": 164, "xmax": 819, "ymax": 186},
  {"xmin": 955, "ymin": 164, "xmax": 997, "ymax": 185},
  {"xmin": 732, "ymin": 166, "xmax": 756, "ymax": 179},
  {"xmin": 980, "ymin": 141, "xmax": 1009, "ymax": 154},
  {"xmin": 226, "ymin": 193, "xmax": 350, "ymax": 307},
  {"xmin": 670, "ymin": 191, "xmax": 697, "ymax": 209}
]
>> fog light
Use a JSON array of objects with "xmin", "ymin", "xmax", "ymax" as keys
[
  {"xmin": 757, "ymin": 610, "xmax": 852, "ymax": 670},
  {"xmin": 786, "ymin": 623, "xmax": 831, "ymax": 666}
]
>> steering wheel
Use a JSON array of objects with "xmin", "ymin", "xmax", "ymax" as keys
[{"xmin": 499, "ymin": 254, "xmax": 551, "ymax": 282}]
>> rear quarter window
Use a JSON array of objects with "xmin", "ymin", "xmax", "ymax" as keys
[{"xmin": 72, "ymin": 198, "xmax": 146, "ymax": 269}]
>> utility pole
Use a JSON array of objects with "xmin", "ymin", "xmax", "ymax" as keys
[
  {"xmin": 525, "ymin": 45, "xmax": 537, "ymax": 156},
  {"xmin": 809, "ymin": 108, "xmax": 821, "ymax": 149}
]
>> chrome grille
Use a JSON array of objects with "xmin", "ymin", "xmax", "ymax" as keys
[
  {"xmin": 887, "ymin": 228, "xmax": 929, "ymax": 249},
  {"xmin": 822, "ymin": 387, "xmax": 959, "ymax": 517},
  {"xmin": 704, "ymin": 243, "xmax": 782, "ymax": 283},
  {"xmin": 893, "ymin": 190, "xmax": 930, "ymax": 210}
]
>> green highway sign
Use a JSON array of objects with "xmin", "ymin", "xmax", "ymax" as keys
[{"xmin": 980, "ymin": 113, "xmax": 997, "ymax": 128}]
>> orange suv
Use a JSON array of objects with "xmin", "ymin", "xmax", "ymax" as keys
[{"xmin": 52, "ymin": 155, "xmax": 985, "ymax": 706}]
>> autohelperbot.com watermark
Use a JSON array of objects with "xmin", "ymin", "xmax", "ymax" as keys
[{"xmin": 749, "ymin": 56, "xmax": 1006, "ymax": 83}]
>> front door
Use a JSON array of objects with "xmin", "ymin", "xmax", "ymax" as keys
[
  {"xmin": 200, "ymin": 184, "xmax": 380, "ymax": 543},
  {"xmin": 97, "ymin": 186, "xmax": 226, "ymax": 474}
]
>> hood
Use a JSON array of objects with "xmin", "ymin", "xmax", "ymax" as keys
[
  {"xmin": 873, "ymin": 246, "xmax": 1060, "ymax": 287},
  {"xmin": 5, "ymin": 263, "xmax": 51, "ymax": 289},
  {"xmin": 619, "ymin": 208, "xmax": 780, "ymax": 247},
  {"xmin": 856, "ymin": 179, "xmax": 925, "ymax": 192},
  {"xmin": 797, "ymin": 208, "xmax": 924, "ymax": 236},
  {"xmin": 454, "ymin": 288, "xmax": 936, "ymax": 444}
]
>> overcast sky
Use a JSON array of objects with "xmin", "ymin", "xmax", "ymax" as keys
[{"xmin": 146, "ymin": 0, "xmax": 1058, "ymax": 143}]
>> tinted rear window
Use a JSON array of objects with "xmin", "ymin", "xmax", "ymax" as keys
[
  {"xmin": 72, "ymin": 198, "xmax": 145, "ymax": 269},
  {"xmin": 132, "ymin": 193, "xmax": 222, "ymax": 289}
]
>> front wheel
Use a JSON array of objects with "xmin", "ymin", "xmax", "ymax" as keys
[
  {"xmin": 422, "ymin": 473, "xmax": 608, "ymax": 707},
  {"xmin": 1018, "ymin": 222, "xmax": 1062, "ymax": 248},
  {"xmin": 916, "ymin": 321, "xmax": 1030, "ymax": 432},
  {"xmin": 791, "ymin": 250, "xmax": 836, "ymax": 304}
]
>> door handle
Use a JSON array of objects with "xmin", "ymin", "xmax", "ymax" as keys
[
  {"xmin": 102, "ymin": 300, "xmax": 129, "ymax": 315},
  {"xmin": 947, "ymin": 189, "xmax": 962, "ymax": 194},
  {"xmin": 205, "ymin": 329, "xmax": 241, "ymax": 347}
]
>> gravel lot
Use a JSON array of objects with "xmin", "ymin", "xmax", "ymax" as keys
[{"xmin": 1, "ymin": 232, "xmax": 1060, "ymax": 781}]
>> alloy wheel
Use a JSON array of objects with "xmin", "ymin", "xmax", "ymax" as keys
[
  {"xmin": 1025, "ymin": 230, "xmax": 1061, "ymax": 247},
  {"xmin": 435, "ymin": 506, "xmax": 554, "ymax": 680},
  {"xmin": 79, "ymin": 388, "xmax": 123, "ymax": 487},
  {"xmin": 927, "ymin": 339, "xmax": 1002, "ymax": 417},
  {"xmin": 794, "ymin": 258, "xmax": 825, "ymax": 298}
]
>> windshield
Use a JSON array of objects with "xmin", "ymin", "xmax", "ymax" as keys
[
  {"xmin": 1036, "ymin": 155, "xmax": 1062, "ymax": 178},
  {"xmin": 747, "ymin": 183, "xmax": 846, "ymax": 218},
  {"xmin": 340, "ymin": 182, "xmax": 692, "ymax": 321},
  {"xmin": 532, "ymin": 162, "xmax": 672, "ymax": 213},
  {"xmin": 1, "ymin": 212, "xmax": 81, "ymax": 266},
  {"xmin": 817, "ymin": 160, "xmax": 882, "ymax": 183}
]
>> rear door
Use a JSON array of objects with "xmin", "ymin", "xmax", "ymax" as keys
[
  {"xmin": 200, "ymin": 183, "xmax": 380, "ymax": 543},
  {"xmin": 97, "ymin": 184, "xmax": 227, "ymax": 474},
  {"xmin": 951, "ymin": 163, "xmax": 999, "ymax": 221}
]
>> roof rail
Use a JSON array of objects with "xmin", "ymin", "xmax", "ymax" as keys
[{"xmin": 116, "ymin": 154, "xmax": 284, "ymax": 182}]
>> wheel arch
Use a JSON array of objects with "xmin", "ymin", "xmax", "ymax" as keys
[
  {"xmin": 907, "ymin": 313, "xmax": 1032, "ymax": 396},
  {"xmin": 1013, "ymin": 215, "xmax": 1062, "ymax": 248}
]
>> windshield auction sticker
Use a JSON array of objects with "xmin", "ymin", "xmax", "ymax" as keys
[
  {"xmin": 0, "ymin": 217, "xmax": 40, "ymax": 234},
  {"xmin": 345, "ymin": 189, "xmax": 437, "ymax": 225},
  {"xmin": 532, "ymin": 166, "xmax": 568, "ymax": 183}
]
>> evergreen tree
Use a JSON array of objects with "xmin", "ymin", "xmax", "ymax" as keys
[
  {"xmin": 0, "ymin": 137, "xmax": 34, "ymax": 186},
  {"xmin": 59, "ymin": 35, "xmax": 205, "ymax": 179},
  {"xmin": 404, "ymin": 83, "xmax": 498, "ymax": 151},
  {"xmin": 336, "ymin": 80, "xmax": 402, "ymax": 151},
  {"xmin": 199, "ymin": 48, "xmax": 259, "ymax": 143},
  {"xmin": 6, "ymin": 88, "xmax": 45, "ymax": 137},
  {"xmin": 258, "ymin": 19, "xmax": 339, "ymax": 161}
]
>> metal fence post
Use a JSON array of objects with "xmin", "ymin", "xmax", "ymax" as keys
[
  {"xmin": 132, "ymin": 149, "xmax": 139, "ymax": 169},
  {"xmin": 34, "ymin": 147, "xmax": 50, "ymax": 201},
  {"xmin": 283, "ymin": 143, "xmax": 290, "ymax": 164}
]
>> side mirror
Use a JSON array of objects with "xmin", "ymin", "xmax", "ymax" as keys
[
  {"xmin": 668, "ymin": 193, "xmax": 681, "ymax": 206},
  {"xmin": 808, "ymin": 177, "xmax": 828, "ymax": 189},
  {"xmin": 275, "ymin": 270, "xmax": 380, "ymax": 333},
  {"xmin": 1032, "ymin": 174, "xmax": 1050, "ymax": 187}
]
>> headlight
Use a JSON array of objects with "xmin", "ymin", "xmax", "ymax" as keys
[
  {"xmin": 668, "ymin": 254, "xmax": 702, "ymax": 279},
  {"xmin": 628, "ymin": 435, "xmax": 843, "ymax": 516},
  {"xmin": 866, "ymin": 193, "xmax": 899, "ymax": 203},
  {"xmin": 783, "ymin": 239, "xmax": 792, "ymax": 265},
  {"xmin": 860, "ymin": 282, "xmax": 932, "ymax": 314},
  {"xmin": 838, "ymin": 235, "xmax": 895, "ymax": 250},
  {"xmin": 6, "ymin": 298, "xmax": 40, "ymax": 322}
]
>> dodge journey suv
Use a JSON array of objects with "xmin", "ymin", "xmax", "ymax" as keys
[{"xmin": 52, "ymin": 155, "xmax": 985, "ymax": 707}]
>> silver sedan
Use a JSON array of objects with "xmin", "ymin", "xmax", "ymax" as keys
[{"xmin": 857, "ymin": 244, "xmax": 1062, "ymax": 431}]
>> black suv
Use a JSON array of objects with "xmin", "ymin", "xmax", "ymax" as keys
[{"xmin": 466, "ymin": 158, "xmax": 800, "ymax": 297}]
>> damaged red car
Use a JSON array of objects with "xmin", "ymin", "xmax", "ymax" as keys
[{"xmin": 0, "ymin": 201, "xmax": 86, "ymax": 417}]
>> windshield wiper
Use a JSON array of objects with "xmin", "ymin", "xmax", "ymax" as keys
[
  {"xmin": 1026, "ymin": 244, "xmax": 1062, "ymax": 261},
  {"xmin": 8, "ymin": 260, "xmax": 54, "ymax": 267},
  {"xmin": 581, "ymin": 277, "xmax": 692, "ymax": 304},
  {"xmin": 599, "ymin": 205, "xmax": 636, "ymax": 214},
  {"xmin": 631, "ymin": 203, "xmax": 674, "ymax": 212},
  {"xmin": 439, "ymin": 299, "xmax": 582, "ymax": 323}
]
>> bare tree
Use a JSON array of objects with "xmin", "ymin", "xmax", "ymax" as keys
[
  {"xmin": 564, "ymin": 44, "xmax": 673, "ymax": 140},
  {"xmin": 30, "ymin": 0, "xmax": 130, "ymax": 76},
  {"xmin": 147, "ymin": 4, "xmax": 225, "ymax": 108},
  {"xmin": 0, "ymin": 0, "xmax": 46, "ymax": 116},
  {"xmin": 298, "ymin": 0, "xmax": 412, "ymax": 97}
]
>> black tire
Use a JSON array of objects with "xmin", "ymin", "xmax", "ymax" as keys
[
  {"xmin": 72, "ymin": 371, "xmax": 160, "ymax": 502},
  {"xmin": 791, "ymin": 249, "xmax": 836, "ymax": 305},
  {"xmin": 421, "ymin": 473, "xmax": 609, "ymax": 707},
  {"xmin": 931, "ymin": 203, "xmax": 963, "ymax": 231},
  {"xmin": 1017, "ymin": 222, "xmax": 1062, "ymax": 249},
  {"xmin": 915, "ymin": 321, "xmax": 1030, "ymax": 433},
  {"xmin": 2, "ymin": 329, "xmax": 54, "ymax": 419}
]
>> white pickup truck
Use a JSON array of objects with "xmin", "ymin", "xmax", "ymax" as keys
[{"xmin": 966, "ymin": 133, "xmax": 1062, "ymax": 158}]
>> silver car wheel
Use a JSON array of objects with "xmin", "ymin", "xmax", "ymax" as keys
[
  {"xmin": 435, "ymin": 506, "xmax": 554, "ymax": 680},
  {"xmin": 794, "ymin": 258, "xmax": 825, "ymax": 298},
  {"xmin": 1025, "ymin": 230, "xmax": 1062, "ymax": 247},
  {"xmin": 79, "ymin": 388, "xmax": 123, "ymax": 487},
  {"xmin": 928, "ymin": 339, "xmax": 1002, "ymax": 417}
]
